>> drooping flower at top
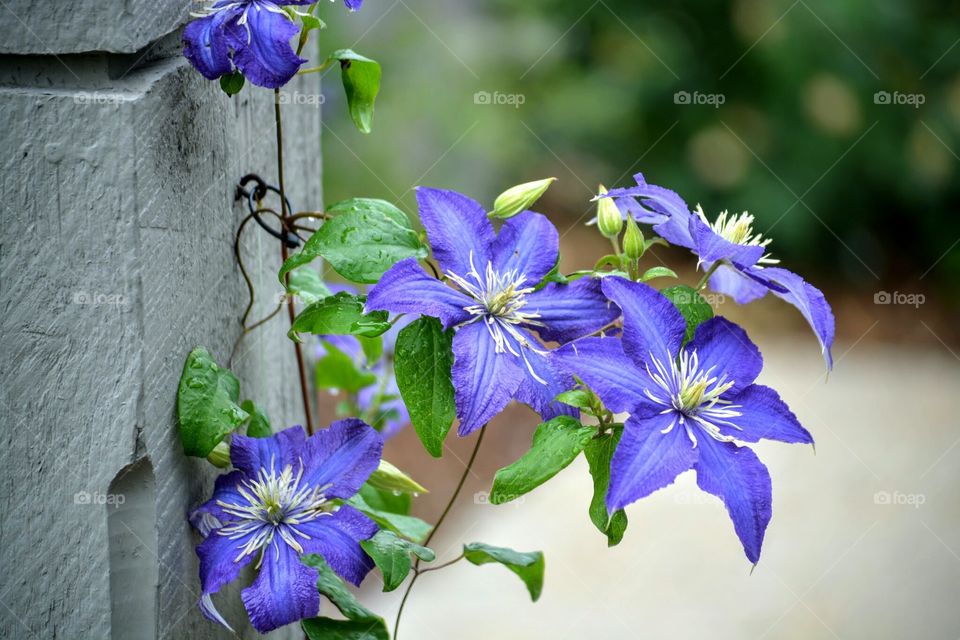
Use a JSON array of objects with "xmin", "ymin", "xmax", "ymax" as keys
[
  {"xmin": 366, "ymin": 187, "xmax": 620, "ymax": 435},
  {"xmin": 183, "ymin": 0, "xmax": 362, "ymax": 89},
  {"xmin": 189, "ymin": 421, "xmax": 381, "ymax": 633},
  {"xmin": 601, "ymin": 173, "xmax": 835, "ymax": 368},
  {"xmin": 554, "ymin": 277, "xmax": 813, "ymax": 564}
]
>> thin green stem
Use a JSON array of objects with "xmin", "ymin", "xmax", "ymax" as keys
[
  {"xmin": 393, "ymin": 427, "xmax": 486, "ymax": 640},
  {"xmin": 297, "ymin": 60, "xmax": 334, "ymax": 75},
  {"xmin": 696, "ymin": 261, "xmax": 722, "ymax": 291},
  {"xmin": 417, "ymin": 553, "xmax": 465, "ymax": 574},
  {"xmin": 275, "ymin": 89, "xmax": 315, "ymax": 435}
]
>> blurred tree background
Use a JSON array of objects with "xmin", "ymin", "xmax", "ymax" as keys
[{"xmin": 315, "ymin": 0, "xmax": 960, "ymax": 304}]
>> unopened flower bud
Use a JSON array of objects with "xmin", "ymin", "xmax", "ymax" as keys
[
  {"xmin": 623, "ymin": 214, "xmax": 645, "ymax": 261},
  {"xmin": 595, "ymin": 185, "xmax": 623, "ymax": 239},
  {"xmin": 207, "ymin": 440, "xmax": 231, "ymax": 468},
  {"xmin": 491, "ymin": 177, "xmax": 557, "ymax": 219}
]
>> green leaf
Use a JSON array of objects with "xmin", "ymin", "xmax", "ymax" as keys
[
  {"xmin": 367, "ymin": 460, "xmax": 428, "ymax": 495},
  {"xmin": 315, "ymin": 341, "xmax": 377, "ymax": 393},
  {"xmin": 490, "ymin": 416, "xmax": 595, "ymax": 504},
  {"xmin": 661, "ymin": 285, "xmax": 714, "ymax": 344},
  {"xmin": 349, "ymin": 316, "xmax": 392, "ymax": 338},
  {"xmin": 639, "ymin": 266, "xmax": 679, "ymax": 282},
  {"xmin": 286, "ymin": 268, "xmax": 332, "ymax": 305},
  {"xmin": 584, "ymin": 428, "xmax": 628, "ymax": 546},
  {"xmin": 463, "ymin": 542, "xmax": 545, "ymax": 601},
  {"xmin": 279, "ymin": 199, "xmax": 426, "ymax": 285},
  {"xmin": 360, "ymin": 530, "xmax": 435, "ymax": 592},
  {"xmin": 394, "ymin": 317, "xmax": 456, "ymax": 457},
  {"xmin": 240, "ymin": 400, "xmax": 272, "ymax": 438},
  {"xmin": 176, "ymin": 347, "xmax": 249, "ymax": 457},
  {"xmin": 554, "ymin": 389, "xmax": 595, "ymax": 411},
  {"xmin": 329, "ymin": 49, "xmax": 381, "ymax": 133},
  {"xmin": 302, "ymin": 618, "xmax": 388, "ymax": 640},
  {"xmin": 359, "ymin": 483, "xmax": 411, "ymax": 515},
  {"xmin": 288, "ymin": 292, "xmax": 388, "ymax": 342},
  {"xmin": 219, "ymin": 71, "xmax": 244, "ymax": 97},
  {"xmin": 594, "ymin": 253, "xmax": 622, "ymax": 271},
  {"xmin": 301, "ymin": 554, "xmax": 389, "ymax": 640},
  {"xmin": 357, "ymin": 335, "xmax": 383, "ymax": 363},
  {"xmin": 349, "ymin": 490, "xmax": 432, "ymax": 542}
]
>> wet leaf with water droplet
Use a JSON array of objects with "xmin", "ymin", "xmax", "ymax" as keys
[{"xmin": 176, "ymin": 347, "xmax": 248, "ymax": 457}]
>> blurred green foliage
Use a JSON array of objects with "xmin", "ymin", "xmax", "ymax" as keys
[{"xmin": 317, "ymin": 0, "xmax": 960, "ymax": 296}]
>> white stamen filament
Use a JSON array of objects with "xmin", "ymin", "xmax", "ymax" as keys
[
  {"xmin": 644, "ymin": 349, "xmax": 743, "ymax": 447},
  {"xmin": 216, "ymin": 457, "xmax": 335, "ymax": 568},
  {"xmin": 447, "ymin": 252, "xmax": 549, "ymax": 384},
  {"xmin": 696, "ymin": 205, "xmax": 780, "ymax": 266}
]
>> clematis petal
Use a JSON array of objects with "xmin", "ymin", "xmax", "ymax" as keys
[
  {"xmin": 451, "ymin": 320, "xmax": 525, "ymax": 435},
  {"xmin": 757, "ymin": 267, "xmax": 835, "ymax": 369},
  {"xmin": 694, "ymin": 436, "xmax": 772, "ymax": 564},
  {"xmin": 707, "ymin": 263, "xmax": 770, "ymax": 304},
  {"xmin": 230, "ymin": 426, "xmax": 306, "ymax": 478},
  {"xmin": 299, "ymin": 505, "xmax": 377, "ymax": 586},
  {"xmin": 416, "ymin": 187, "xmax": 495, "ymax": 276},
  {"xmin": 492, "ymin": 211, "xmax": 559, "ymax": 284},
  {"xmin": 603, "ymin": 173, "xmax": 695, "ymax": 248},
  {"xmin": 687, "ymin": 317, "xmax": 763, "ymax": 394},
  {"xmin": 601, "ymin": 277, "xmax": 686, "ymax": 368},
  {"xmin": 552, "ymin": 337, "xmax": 647, "ymax": 413},
  {"xmin": 300, "ymin": 419, "xmax": 383, "ymax": 500},
  {"xmin": 241, "ymin": 540, "xmax": 321, "ymax": 633},
  {"xmin": 183, "ymin": 8, "xmax": 239, "ymax": 80},
  {"xmin": 366, "ymin": 257, "xmax": 473, "ymax": 329},
  {"xmin": 344, "ymin": 0, "xmax": 364, "ymax": 10},
  {"xmin": 226, "ymin": 4, "xmax": 306, "ymax": 89},
  {"xmin": 607, "ymin": 410, "xmax": 699, "ymax": 512},
  {"xmin": 513, "ymin": 342, "xmax": 578, "ymax": 423},
  {"xmin": 689, "ymin": 215, "xmax": 765, "ymax": 267},
  {"xmin": 189, "ymin": 470, "xmax": 247, "ymax": 529},
  {"xmin": 724, "ymin": 384, "xmax": 813, "ymax": 444},
  {"xmin": 524, "ymin": 277, "xmax": 619, "ymax": 344},
  {"xmin": 196, "ymin": 528, "xmax": 259, "ymax": 629}
]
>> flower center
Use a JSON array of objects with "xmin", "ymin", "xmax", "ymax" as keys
[
  {"xmin": 696, "ymin": 205, "xmax": 779, "ymax": 266},
  {"xmin": 216, "ymin": 458, "xmax": 334, "ymax": 565},
  {"xmin": 446, "ymin": 252, "xmax": 549, "ymax": 383},
  {"xmin": 644, "ymin": 350, "xmax": 743, "ymax": 447}
]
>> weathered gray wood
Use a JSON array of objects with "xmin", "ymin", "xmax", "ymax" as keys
[
  {"xmin": 0, "ymin": 1, "xmax": 193, "ymax": 55},
  {"xmin": 0, "ymin": 17, "xmax": 323, "ymax": 639}
]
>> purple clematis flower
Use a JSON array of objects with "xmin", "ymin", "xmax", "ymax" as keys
[
  {"xmin": 601, "ymin": 173, "xmax": 835, "ymax": 369},
  {"xmin": 366, "ymin": 187, "xmax": 620, "ymax": 436},
  {"xmin": 554, "ymin": 277, "xmax": 813, "ymax": 564},
  {"xmin": 189, "ymin": 421, "xmax": 381, "ymax": 633},
  {"xmin": 183, "ymin": 0, "xmax": 361, "ymax": 89}
]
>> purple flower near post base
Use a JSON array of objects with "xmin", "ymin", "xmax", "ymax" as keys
[
  {"xmin": 366, "ymin": 187, "xmax": 620, "ymax": 435},
  {"xmin": 554, "ymin": 277, "xmax": 813, "ymax": 564},
  {"xmin": 602, "ymin": 173, "xmax": 835, "ymax": 368},
  {"xmin": 189, "ymin": 421, "xmax": 382, "ymax": 633},
  {"xmin": 183, "ymin": 0, "xmax": 362, "ymax": 89}
]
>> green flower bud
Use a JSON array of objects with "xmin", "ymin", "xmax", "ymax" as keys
[
  {"xmin": 206, "ymin": 440, "xmax": 231, "ymax": 468},
  {"xmin": 595, "ymin": 185, "xmax": 623, "ymax": 239},
  {"xmin": 491, "ymin": 177, "xmax": 557, "ymax": 219},
  {"xmin": 623, "ymin": 214, "xmax": 645, "ymax": 261}
]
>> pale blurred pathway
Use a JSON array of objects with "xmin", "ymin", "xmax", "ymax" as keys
[{"xmin": 365, "ymin": 340, "xmax": 960, "ymax": 639}]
